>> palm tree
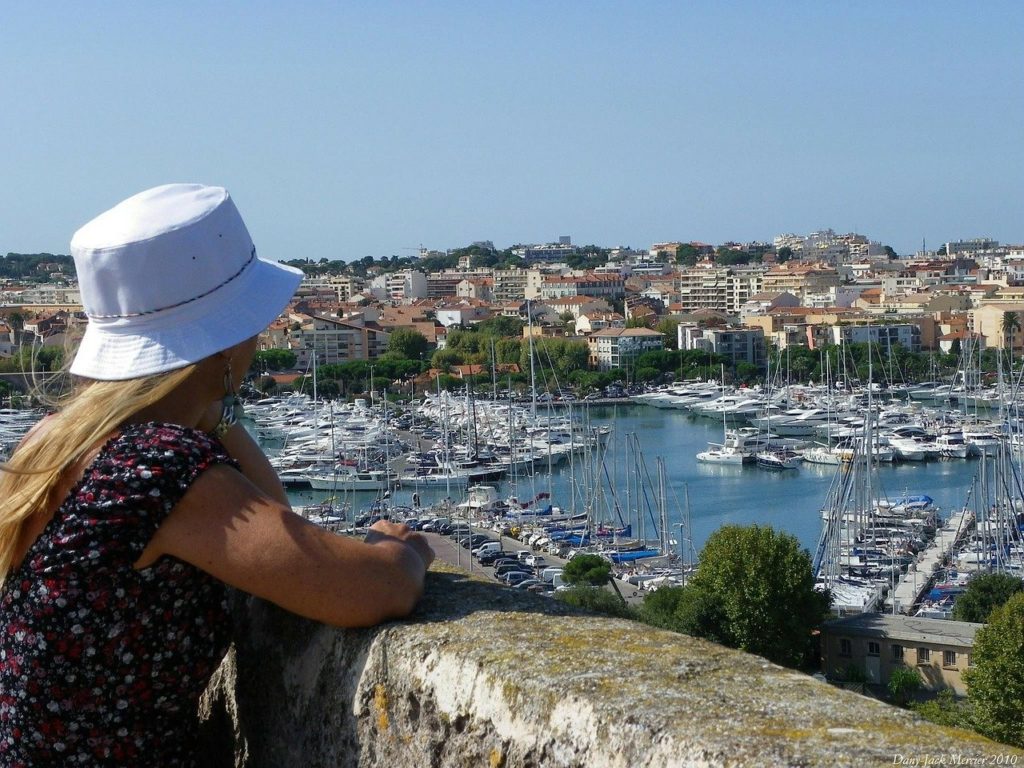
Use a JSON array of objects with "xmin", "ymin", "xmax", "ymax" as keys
[{"xmin": 1002, "ymin": 311, "xmax": 1021, "ymax": 375}]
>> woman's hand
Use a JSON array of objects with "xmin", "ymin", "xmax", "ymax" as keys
[{"xmin": 365, "ymin": 520, "xmax": 435, "ymax": 570}]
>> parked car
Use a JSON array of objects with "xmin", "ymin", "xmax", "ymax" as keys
[
  {"xmin": 478, "ymin": 550, "xmax": 514, "ymax": 566},
  {"xmin": 512, "ymin": 579, "xmax": 542, "ymax": 590},
  {"xmin": 462, "ymin": 533, "xmax": 492, "ymax": 550},
  {"xmin": 495, "ymin": 563, "xmax": 532, "ymax": 578},
  {"xmin": 501, "ymin": 571, "xmax": 533, "ymax": 586},
  {"xmin": 524, "ymin": 554, "xmax": 547, "ymax": 568},
  {"xmin": 540, "ymin": 566, "xmax": 564, "ymax": 584},
  {"xmin": 515, "ymin": 550, "xmax": 533, "ymax": 562},
  {"xmin": 473, "ymin": 541, "xmax": 501, "ymax": 558}
]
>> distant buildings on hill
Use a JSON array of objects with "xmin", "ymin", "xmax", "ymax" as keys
[{"xmin": 2, "ymin": 230, "xmax": 1022, "ymax": 374}]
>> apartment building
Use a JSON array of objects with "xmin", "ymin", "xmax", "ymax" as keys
[
  {"xmin": 539, "ymin": 273, "xmax": 626, "ymax": 300},
  {"xmin": 427, "ymin": 269, "xmax": 493, "ymax": 298},
  {"xmin": 368, "ymin": 269, "xmax": 428, "ymax": 302},
  {"xmin": 761, "ymin": 263, "xmax": 842, "ymax": 299},
  {"xmin": 512, "ymin": 243, "xmax": 577, "ymax": 262},
  {"xmin": 944, "ymin": 238, "xmax": 999, "ymax": 257},
  {"xmin": 289, "ymin": 315, "xmax": 389, "ymax": 367},
  {"xmin": 684, "ymin": 326, "xmax": 766, "ymax": 367},
  {"xmin": 830, "ymin": 323, "xmax": 921, "ymax": 353},
  {"xmin": 727, "ymin": 267, "xmax": 765, "ymax": 314},
  {"xmin": 674, "ymin": 266, "xmax": 731, "ymax": 313},
  {"xmin": 492, "ymin": 268, "xmax": 543, "ymax": 302},
  {"xmin": 972, "ymin": 302, "xmax": 1024, "ymax": 355},
  {"xmin": 587, "ymin": 327, "xmax": 664, "ymax": 370}
]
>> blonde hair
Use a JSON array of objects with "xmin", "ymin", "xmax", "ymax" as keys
[{"xmin": 0, "ymin": 364, "xmax": 198, "ymax": 582}]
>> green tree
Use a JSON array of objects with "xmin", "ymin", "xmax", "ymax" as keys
[
  {"xmin": 952, "ymin": 572, "xmax": 1024, "ymax": 623},
  {"xmin": 655, "ymin": 318, "xmax": 681, "ymax": 350},
  {"xmin": 715, "ymin": 247, "xmax": 754, "ymax": 266},
  {"xmin": 682, "ymin": 525, "xmax": 831, "ymax": 668},
  {"xmin": 638, "ymin": 585, "xmax": 686, "ymax": 629},
  {"xmin": 556, "ymin": 585, "xmax": 635, "ymax": 619},
  {"xmin": 675, "ymin": 243, "xmax": 699, "ymax": 266},
  {"xmin": 431, "ymin": 348, "xmax": 463, "ymax": 373},
  {"xmin": 562, "ymin": 553, "xmax": 626, "ymax": 604},
  {"xmin": 776, "ymin": 246, "xmax": 793, "ymax": 263},
  {"xmin": 912, "ymin": 689, "xmax": 974, "ymax": 730},
  {"xmin": 562, "ymin": 554, "xmax": 613, "ymax": 587},
  {"xmin": 252, "ymin": 348, "xmax": 297, "ymax": 372},
  {"xmin": 475, "ymin": 315, "xmax": 525, "ymax": 338},
  {"xmin": 887, "ymin": 665, "xmax": 922, "ymax": 706},
  {"xmin": 965, "ymin": 592, "xmax": 1024, "ymax": 747},
  {"xmin": 387, "ymin": 328, "xmax": 430, "ymax": 360}
]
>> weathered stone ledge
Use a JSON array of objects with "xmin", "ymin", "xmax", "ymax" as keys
[{"xmin": 200, "ymin": 562, "xmax": 1020, "ymax": 767}]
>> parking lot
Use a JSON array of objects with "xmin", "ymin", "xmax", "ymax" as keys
[{"xmin": 423, "ymin": 530, "xmax": 562, "ymax": 595}]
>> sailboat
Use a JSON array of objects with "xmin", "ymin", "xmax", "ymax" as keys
[
  {"xmin": 755, "ymin": 353, "xmax": 801, "ymax": 470},
  {"xmin": 696, "ymin": 366, "xmax": 748, "ymax": 465}
]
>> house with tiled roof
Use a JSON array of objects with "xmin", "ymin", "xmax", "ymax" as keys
[
  {"xmin": 538, "ymin": 295, "xmax": 612, "ymax": 320},
  {"xmin": 456, "ymin": 278, "xmax": 495, "ymax": 302},
  {"xmin": 575, "ymin": 312, "xmax": 624, "ymax": 335}
]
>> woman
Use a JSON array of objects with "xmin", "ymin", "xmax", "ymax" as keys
[{"xmin": 0, "ymin": 184, "xmax": 434, "ymax": 766}]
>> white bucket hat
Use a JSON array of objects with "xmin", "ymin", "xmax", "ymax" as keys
[{"xmin": 69, "ymin": 183, "xmax": 303, "ymax": 380}]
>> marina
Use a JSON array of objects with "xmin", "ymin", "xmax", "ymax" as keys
[
  {"xmin": 241, "ymin": 379, "xmax": 1024, "ymax": 617},
  {"xmin": 3, "ymin": 379, "xmax": 1022, "ymax": 618}
]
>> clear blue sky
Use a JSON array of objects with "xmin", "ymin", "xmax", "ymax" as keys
[{"xmin": 2, "ymin": 2, "xmax": 1021, "ymax": 261}]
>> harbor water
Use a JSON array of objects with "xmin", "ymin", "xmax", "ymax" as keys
[{"xmin": 285, "ymin": 403, "xmax": 986, "ymax": 558}]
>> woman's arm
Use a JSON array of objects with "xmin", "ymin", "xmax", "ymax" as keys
[
  {"xmin": 138, "ymin": 465, "xmax": 435, "ymax": 628},
  {"xmin": 195, "ymin": 402, "xmax": 289, "ymax": 506},
  {"xmin": 213, "ymin": 422, "xmax": 290, "ymax": 506}
]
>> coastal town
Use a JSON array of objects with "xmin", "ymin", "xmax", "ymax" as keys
[
  {"xmin": 2, "ymin": 231, "xmax": 1022, "ymax": 386},
  {"xmin": 2, "ymin": 230, "xmax": 1023, "ymax": 746}
]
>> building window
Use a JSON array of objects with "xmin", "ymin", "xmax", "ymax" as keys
[
  {"xmin": 892, "ymin": 644, "xmax": 904, "ymax": 661},
  {"xmin": 868, "ymin": 641, "xmax": 880, "ymax": 656},
  {"xmin": 943, "ymin": 651, "xmax": 957, "ymax": 668},
  {"xmin": 839, "ymin": 638, "xmax": 852, "ymax": 657},
  {"xmin": 967, "ymin": 653, "xmax": 974, "ymax": 667},
  {"xmin": 917, "ymin": 648, "xmax": 930, "ymax": 665}
]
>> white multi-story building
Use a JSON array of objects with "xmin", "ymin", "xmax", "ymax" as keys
[
  {"xmin": 369, "ymin": 269, "xmax": 428, "ymax": 302},
  {"xmin": 944, "ymin": 238, "xmax": 999, "ymax": 257},
  {"xmin": 512, "ymin": 243, "xmax": 578, "ymax": 262},
  {"xmin": 587, "ymin": 327, "xmax": 664, "ymax": 370},
  {"xmin": 684, "ymin": 327, "xmax": 766, "ymax": 368},
  {"xmin": 492, "ymin": 268, "xmax": 543, "ymax": 302},
  {"xmin": 675, "ymin": 266, "xmax": 731, "ymax": 313},
  {"xmin": 829, "ymin": 323, "xmax": 921, "ymax": 353}
]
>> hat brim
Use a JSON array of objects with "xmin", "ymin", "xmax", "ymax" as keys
[{"xmin": 70, "ymin": 257, "xmax": 302, "ymax": 380}]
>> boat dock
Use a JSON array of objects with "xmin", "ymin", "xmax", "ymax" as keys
[{"xmin": 884, "ymin": 507, "xmax": 975, "ymax": 614}]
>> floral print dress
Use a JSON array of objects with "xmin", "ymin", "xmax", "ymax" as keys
[{"xmin": 0, "ymin": 423, "xmax": 238, "ymax": 766}]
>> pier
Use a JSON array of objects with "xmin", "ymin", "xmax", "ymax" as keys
[{"xmin": 884, "ymin": 507, "xmax": 975, "ymax": 614}]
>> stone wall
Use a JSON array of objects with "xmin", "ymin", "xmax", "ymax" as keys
[{"xmin": 200, "ymin": 563, "xmax": 1021, "ymax": 767}]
